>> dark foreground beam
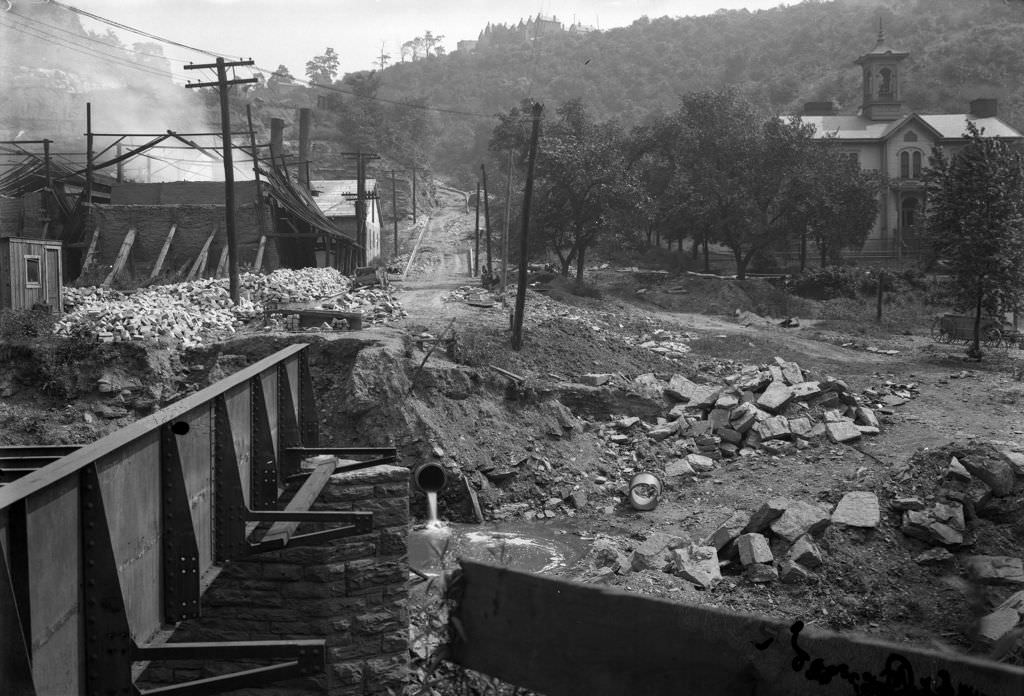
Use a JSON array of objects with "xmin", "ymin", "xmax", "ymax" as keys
[{"xmin": 449, "ymin": 560, "xmax": 1024, "ymax": 696}]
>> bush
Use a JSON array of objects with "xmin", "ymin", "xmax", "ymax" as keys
[
  {"xmin": 0, "ymin": 309, "xmax": 58, "ymax": 339},
  {"xmin": 790, "ymin": 266, "xmax": 892, "ymax": 300}
]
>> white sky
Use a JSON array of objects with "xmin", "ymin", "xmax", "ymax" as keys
[{"xmin": 64, "ymin": 0, "xmax": 789, "ymax": 80}]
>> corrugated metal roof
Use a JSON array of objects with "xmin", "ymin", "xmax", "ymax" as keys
[
  {"xmin": 799, "ymin": 113, "xmax": 1023, "ymax": 141},
  {"xmin": 109, "ymin": 181, "xmax": 259, "ymax": 205},
  {"xmin": 310, "ymin": 179, "xmax": 377, "ymax": 218}
]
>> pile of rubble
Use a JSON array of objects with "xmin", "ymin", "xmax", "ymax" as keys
[
  {"xmin": 593, "ymin": 491, "xmax": 879, "ymax": 588},
  {"xmin": 622, "ymin": 328, "xmax": 692, "ymax": 359},
  {"xmin": 588, "ymin": 357, "xmax": 915, "ymax": 466},
  {"xmin": 55, "ymin": 268, "xmax": 404, "ymax": 346}
]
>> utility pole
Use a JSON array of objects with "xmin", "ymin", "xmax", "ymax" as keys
[
  {"xmin": 341, "ymin": 152, "xmax": 381, "ymax": 266},
  {"xmin": 502, "ymin": 148, "xmax": 513, "ymax": 293},
  {"xmin": 185, "ymin": 57, "xmax": 257, "ymax": 304},
  {"xmin": 481, "ymin": 163, "xmax": 492, "ymax": 274},
  {"xmin": 412, "ymin": 167, "xmax": 417, "ymax": 223},
  {"xmin": 85, "ymin": 102, "xmax": 93, "ymax": 208},
  {"xmin": 115, "ymin": 144, "xmax": 123, "ymax": 183},
  {"xmin": 512, "ymin": 102, "xmax": 543, "ymax": 351},
  {"xmin": 390, "ymin": 171, "xmax": 399, "ymax": 256},
  {"xmin": 474, "ymin": 181, "xmax": 481, "ymax": 276}
]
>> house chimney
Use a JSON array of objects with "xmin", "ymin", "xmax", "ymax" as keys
[
  {"xmin": 969, "ymin": 98, "xmax": 997, "ymax": 118},
  {"xmin": 298, "ymin": 108, "xmax": 312, "ymax": 191},
  {"xmin": 270, "ymin": 118, "xmax": 285, "ymax": 171},
  {"xmin": 803, "ymin": 101, "xmax": 838, "ymax": 116}
]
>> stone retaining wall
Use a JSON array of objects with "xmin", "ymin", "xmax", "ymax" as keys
[{"xmin": 138, "ymin": 463, "xmax": 410, "ymax": 695}]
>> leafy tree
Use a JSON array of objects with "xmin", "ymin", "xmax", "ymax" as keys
[
  {"xmin": 924, "ymin": 123, "xmax": 1024, "ymax": 358},
  {"xmin": 530, "ymin": 100, "xmax": 641, "ymax": 280},
  {"xmin": 305, "ymin": 47, "xmax": 339, "ymax": 85},
  {"xmin": 267, "ymin": 64, "xmax": 295, "ymax": 89},
  {"xmin": 793, "ymin": 145, "xmax": 884, "ymax": 269},
  {"xmin": 676, "ymin": 90, "xmax": 815, "ymax": 279}
]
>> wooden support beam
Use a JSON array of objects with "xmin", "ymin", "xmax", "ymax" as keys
[
  {"xmin": 260, "ymin": 461, "xmax": 336, "ymax": 547},
  {"xmin": 102, "ymin": 226, "xmax": 135, "ymax": 286},
  {"xmin": 215, "ymin": 245, "xmax": 229, "ymax": 278},
  {"xmin": 187, "ymin": 227, "xmax": 216, "ymax": 280},
  {"xmin": 149, "ymin": 224, "xmax": 177, "ymax": 279},
  {"xmin": 82, "ymin": 223, "xmax": 100, "ymax": 270},
  {"xmin": 254, "ymin": 235, "xmax": 267, "ymax": 272},
  {"xmin": 450, "ymin": 560, "xmax": 1024, "ymax": 696}
]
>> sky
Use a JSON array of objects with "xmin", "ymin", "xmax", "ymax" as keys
[{"xmin": 62, "ymin": 0, "xmax": 790, "ymax": 82}]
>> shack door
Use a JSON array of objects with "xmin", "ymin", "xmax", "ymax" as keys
[{"xmin": 45, "ymin": 247, "xmax": 61, "ymax": 311}]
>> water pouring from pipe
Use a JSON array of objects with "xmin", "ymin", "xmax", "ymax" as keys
[{"xmin": 414, "ymin": 462, "xmax": 448, "ymax": 529}]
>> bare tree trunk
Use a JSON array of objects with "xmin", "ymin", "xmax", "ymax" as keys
[
  {"xmin": 703, "ymin": 237, "xmax": 710, "ymax": 273},
  {"xmin": 575, "ymin": 245, "xmax": 586, "ymax": 287},
  {"xmin": 972, "ymin": 285, "xmax": 984, "ymax": 359}
]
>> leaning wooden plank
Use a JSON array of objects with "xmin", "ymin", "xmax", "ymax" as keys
[
  {"xmin": 260, "ymin": 461, "xmax": 337, "ymax": 547},
  {"xmin": 450, "ymin": 560, "xmax": 1024, "ymax": 696},
  {"xmin": 253, "ymin": 235, "xmax": 267, "ymax": 272},
  {"xmin": 102, "ymin": 227, "xmax": 136, "ymax": 287},
  {"xmin": 81, "ymin": 222, "xmax": 101, "ymax": 270},
  {"xmin": 187, "ymin": 227, "xmax": 216, "ymax": 280},
  {"xmin": 149, "ymin": 224, "xmax": 177, "ymax": 279},
  {"xmin": 215, "ymin": 245, "xmax": 229, "ymax": 278}
]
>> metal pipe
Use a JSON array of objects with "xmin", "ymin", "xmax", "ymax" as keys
[{"xmin": 413, "ymin": 462, "xmax": 448, "ymax": 493}]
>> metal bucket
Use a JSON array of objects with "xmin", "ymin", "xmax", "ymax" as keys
[{"xmin": 628, "ymin": 472, "xmax": 662, "ymax": 511}]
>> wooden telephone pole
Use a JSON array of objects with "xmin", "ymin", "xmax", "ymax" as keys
[
  {"xmin": 481, "ymin": 163, "xmax": 492, "ymax": 274},
  {"xmin": 512, "ymin": 102, "xmax": 543, "ymax": 351},
  {"xmin": 474, "ymin": 181, "xmax": 481, "ymax": 276},
  {"xmin": 185, "ymin": 58, "xmax": 258, "ymax": 303}
]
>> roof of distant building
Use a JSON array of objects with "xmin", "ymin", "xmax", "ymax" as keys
[
  {"xmin": 310, "ymin": 179, "xmax": 377, "ymax": 217},
  {"xmin": 798, "ymin": 113, "xmax": 1022, "ymax": 141}
]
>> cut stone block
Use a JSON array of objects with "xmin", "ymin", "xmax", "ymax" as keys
[
  {"xmin": 664, "ymin": 458, "xmax": 697, "ymax": 484},
  {"xmin": 831, "ymin": 491, "xmax": 880, "ymax": 528},
  {"xmin": 756, "ymin": 381, "xmax": 793, "ymax": 413},
  {"xmin": 665, "ymin": 375, "xmax": 700, "ymax": 403},
  {"xmin": 964, "ymin": 555, "xmax": 1024, "ymax": 586},
  {"xmin": 736, "ymin": 370, "xmax": 770, "ymax": 392},
  {"xmin": 692, "ymin": 386, "xmax": 723, "ymax": 409},
  {"xmin": 706, "ymin": 510, "xmax": 752, "ymax": 550},
  {"xmin": 976, "ymin": 607, "xmax": 1022, "ymax": 647},
  {"xmin": 753, "ymin": 415, "xmax": 791, "ymax": 440},
  {"xmin": 826, "ymin": 420, "xmax": 862, "ymax": 444},
  {"xmin": 670, "ymin": 544, "xmax": 722, "ymax": 590},
  {"xmin": 770, "ymin": 501, "xmax": 831, "ymax": 543},
  {"xmin": 685, "ymin": 453, "xmax": 716, "ymax": 472},
  {"xmin": 708, "ymin": 407, "xmax": 731, "ymax": 430},
  {"xmin": 959, "ymin": 456, "xmax": 1015, "ymax": 497},
  {"xmin": 787, "ymin": 534, "xmax": 823, "ymax": 569},
  {"xmin": 632, "ymin": 373, "xmax": 665, "ymax": 400},
  {"xmin": 901, "ymin": 502, "xmax": 965, "ymax": 547},
  {"xmin": 667, "ymin": 403, "xmax": 689, "ymax": 421},
  {"xmin": 892, "ymin": 496, "xmax": 925, "ymax": 511},
  {"xmin": 581, "ymin": 373, "xmax": 614, "ymax": 386},
  {"xmin": 730, "ymin": 406, "xmax": 760, "ymax": 434},
  {"xmin": 999, "ymin": 449, "xmax": 1024, "ymax": 477},
  {"xmin": 736, "ymin": 533, "xmax": 774, "ymax": 566},
  {"xmin": 774, "ymin": 358, "xmax": 804, "ymax": 386},
  {"xmin": 744, "ymin": 497, "xmax": 790, "ymax": 533},
  {"xmin": 616, "ymin": 416, "xmax": 641, "ymax": 430},
  {"xmin": 715, "ymin": 392, "xmax": 740, "ymax": 410},
  {"xmin": 630, "ymin": 531, "xmax": 685, "ymax": 572},
  {"xmin": 745, "ymin": 563, "xmax": 779, "ymax": 583},
  {"xmin": 649, "ymin": 420, "xmax": 681, "ymax": 441},
  {"xmin": 788, "ymin": 417, "xmax": 813, "ymax": 438},
  {"xmin": 915, "ymin": 548, "xmax": 954, "ymax": 565},
  {"xmin": 717, "ymin": 427, "xmax": 743, "ymax": 445},
  {"xmin": 790, "ymin": 381, "xmax": 821, "ymax": 400}
]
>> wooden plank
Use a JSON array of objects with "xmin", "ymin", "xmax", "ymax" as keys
[
  {"xmin": 81, "ymin": 222, "xmax": 100, "ymax": 270},
  {"xmin": 102, "ymin": 227, "xmax": 136, "ymax": 287},
  {"xmin": 215, "ymin": 245, "xmax": 229, "ymax": 278},
  {"xmin": 187, "ymin": 227, "xmax": 216, "ymax": 281},
  {"xmin": 149, "ymin": 224, "xmax": 176, "ymax": 279},
  {"xmin": 450, "ymin": 560, "xmax": 1024, "ymax": 696},
  {"xmin": 260, "ymin": 461, "xmax": 336, "ymax": 546},
  {"xmin": 253, "ymin": 235, "xmax": 267, "ymax": 272}
]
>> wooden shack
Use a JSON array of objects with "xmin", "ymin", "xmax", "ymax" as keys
[{"xmin": 0, "ymin": 237, "xmax": 64, "ymax": 313}]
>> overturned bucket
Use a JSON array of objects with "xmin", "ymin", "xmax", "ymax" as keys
[{"xmin": 628, "ymin": 472, "xmax": 662, "ymax": 511}]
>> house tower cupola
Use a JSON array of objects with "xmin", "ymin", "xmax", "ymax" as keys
[{"xmin": 854, "ymin": 19, "xmax": 909, "ymax": 121}]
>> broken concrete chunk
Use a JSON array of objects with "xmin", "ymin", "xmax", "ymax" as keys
[
  {"xmin": 901, "ymin": 502, "xmax": 965, "ymax": 547},
  {"xmin": 630, "ymin": 532, "xmax": 685, "ymax": 572},
  {"xmin": 649, "ymin": 420, "xmax": 681, "ymax": 441},
  {"xmin": 831, "ymin": 491, "xmax": 880, "ymax": 528},
  {"xmin": 914, "ymin": 548, "xmax": 954, "ymax": 565},
  {"xmin": 787, "ymin": 534, "xmax": 824, "ymax": 569},
  {"xmin": 774, "ymin": 358, "xmax": 804, "ymax": 386},
  {"xmin": 999, "ymin": 450, "xmax": 1024, "ymax": 477},
  {"xmin": 580, "ymin": 373, "xmax": 614, "ymax": 387},
  {"xmin": 708, "ymin": 407, "xmax": 731, "ymax": 430},
  {"xmin": 667, "ymin": 403, "xmax": 689, "ymax": 421},
  {"xmin": 770, "ymin": 501, "xmax": 831, "ymax": 543},
  {"xmin": 616, "ymin": 416, "xmax": 641, "ymax": 430},
  {"xmin": 855, "ymin": 407, "xmax": 880, "ymax": 429},
  {"xmin": 664, "ymin": 458, "xmax": 697, "ymax": 484},
  {"xmin": 976, "ymin": 607, "xmax": 1022, "ymax": 647},
  {"xmin": 736, "ymin": 533, "xmax": 774, "ymax": 566},
  {"xmin": 826, "ymin": 420, "xmax": 862, "ymax": 444},
  {"xmin": 753, "ymin": 415, "xmax": 791, "ymax": 441},
  {"xmin": 685, "ymin": 453, "xmax": 716, "ymax": 473},
  {"xmin": 632, "ymin": 373, "xmax": 666, "ymax": 400},
  {"xmin": 964, "ymin": 555, "xmax": 1024, "ymax": 586},
  {"xmin": 856, "ymin": 425, "xmax": 880, "ymax": 436},
  {"xmin": 959, "ymin": 455, "xmax": 1015, "ymax": 497},
  {"xmin": 778, "ymin": 558, "xmax": 813, "ymax": 584},
  {"xmin": 756, "ymin": 381, "xmax": 793, "ymax": 413},
  {"xmin": 717, "ymin": 427, "xmax": 743, "ymax": 445},
  {"xmin": 736, "ymin": 370, "xmax": 770, "ymax": 392},
  {"xmin": 730, "ymin": 405, "xmax": 760, "ymax": 434},
  {"xmin": 706, "ymin": 510, "xmax": 752, "ymax": 550},
  {"xmin": 892, "ymin": 496, "xmax": 925, "ymax": 511},
  {"xmin": 664, "ymin": 374, "xmax": 700, "ymax": 403},
  {"xmin": 790, "ymin": 382, "xmax": 821, "ymax": 400},
  {"xmin": 788, "ymin": 417, "xmax": 813, "ymax": 438},
  {"xmin": 567, "ymin": 489, "xmax": 588, "ymax": 510},
  {"xmin": 745, "ymin": 563, "xmax": 779, "ymax": 583},
  {"xmin": 670, "ymin": 544, "xmax": 722, "ymax": 590},
  {"xmin": 692, "ymin": 386, "xmax": 723, "ymax": 409},
  {"xmin": 744, "ymin": 497, "xmax": 790, "ymax": 534}
]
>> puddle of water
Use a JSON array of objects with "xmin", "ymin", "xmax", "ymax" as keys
[{"xmin": 408, "ymin": 520, "xmax": 592, "ymax": 576}]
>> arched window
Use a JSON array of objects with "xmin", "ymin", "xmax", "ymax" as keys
[
  {"xmin": 912, "ymin": 151, "xmax": 922, "ymax": 178},
  {"xmin": 900, "ymin": 151, "xmax": 910, "ymax": 179}
]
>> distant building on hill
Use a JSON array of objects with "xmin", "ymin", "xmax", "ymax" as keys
[
  {"xmin": 795, "ymin": 24, "xmax": 1023, "ymax": 264},
  {"xmin": 456, "ymin": 40, "xmax": 478, "ymax": 53}
]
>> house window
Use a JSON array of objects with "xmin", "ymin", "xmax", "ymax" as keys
[
  {"xmin": 25, "ymin": 255, "xmax": 41, "ymax": 287},
  {"xmin": 899, "ymin": 150, "xmax": 923, "ymax": 179},
  {"xmin": 912, "ymin": 151, "xmax": 922, "ymax": 178},
  {"xmin": 840, "ymin": 151, "xmax": 859, "ymax": 167},
  {"xmin": 901, "ymin": 198, "xmax": 919, "ymax": 230},
  {"xmin": 900, "ymin": 151, "xmax": 910, "ymax": 179}
]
